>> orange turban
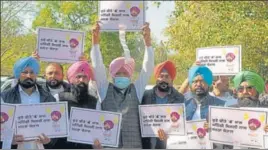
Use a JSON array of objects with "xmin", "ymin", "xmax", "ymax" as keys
[{"xmin": 154, "ymin": 60, "xmax": 176, "ymax": 80}]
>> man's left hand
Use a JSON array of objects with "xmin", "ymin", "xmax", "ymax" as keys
[{"xmin": 141, "ymin": 22, "xmax": 151, "ymax": 47}]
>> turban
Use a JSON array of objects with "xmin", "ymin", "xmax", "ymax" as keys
[
  {"xmin": 67, "ymin": 61, "xmax": 95, "ymax": 83},
  {"xmin": 109, "ymin": 57, "xmax": 135, "ymax": 78},
  {"xmin": 13, "ymin": 57, "xmax": 40, "ymax": 79},
  {"xmin": 188, "ymin": 66, "xmax": 213, "ymax": 86},
  {"xmin": 233, "ymin": 71, "xmax": 264, "ymax": 94},
  {"xmin": 154, "ymin": 60, "xmax": 176, "ymax": 80}
]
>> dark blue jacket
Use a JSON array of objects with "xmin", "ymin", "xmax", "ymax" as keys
[{"xmin": 185, "ymin": 94, "xmax": 225, "ymax": 121}]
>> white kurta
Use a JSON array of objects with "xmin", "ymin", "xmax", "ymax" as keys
[{"xmin": 90, "ymin": 44, "xmax": 154, "ymax": 110}]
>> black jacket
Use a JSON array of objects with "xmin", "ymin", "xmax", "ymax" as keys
[
  {"xmin": 1, "ymin": 83, "xmax": 56, "ymax": 149},
  {"xmin": 141, "ymin": 86, "xmax": 185, "ymax": 149},
  {"xmin": 52, "ymin": 87, "xmax": 97, "ymax": 149},
  {"xmin": 42, "ymin": 81, "xmax": 71, "ymax": 93}
]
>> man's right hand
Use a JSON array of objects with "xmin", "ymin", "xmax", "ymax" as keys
[
  {"xmin": 32, "ymin": 50, "xmax": 40, "ymax": 61},
  {"xmin": 12, "ymin": 135, "xmax": 24, "ymax": 145},
  {"xmin": 92, "ymin": 22, "xmax": 100, "ymax": 45}
]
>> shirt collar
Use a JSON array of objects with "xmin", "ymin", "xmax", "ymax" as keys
[{"xmin": 19, "ymin": 85, "xmax": 39, "ymax": 94}]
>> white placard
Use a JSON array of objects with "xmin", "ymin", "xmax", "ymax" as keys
[
  {"xmin": 167, "ymin": 120, "xmax": 211, "ymax": 149},
  {"xmin": 67, "ymin": 107, "xmax": 122, "ymax": 147},
  {"xmin": 99, "ymin": 1, "xmax": 145, "ymax": 31},
  {"xmin": 37, "ymin": 27, "xmax": 85, "ymax": 63},
  {"xmin": 209, "ymin": 106, "xmax": 267, "ymax": 148},
  {"xmin": 196, "ymin": 45, "xmax": 242, "ymax": 75},
  {"xmin": 15, "ymin": 102, "xmax": 69, "ymax": 140},
  {"xmin": 139, "ymin": 104, "xmax": 186, "ymax": 137},
  {"xmin": 1, "ymin": 103, "xmax": 16, "ymax": 141}
]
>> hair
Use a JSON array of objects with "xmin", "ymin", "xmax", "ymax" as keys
[
  {"xmin": 104, "ymin": 120, "xmax": 114, "ymax": 129},
  {"xmin": 46, "ymin": 63, "xmax": 64, "ymax": 73}
]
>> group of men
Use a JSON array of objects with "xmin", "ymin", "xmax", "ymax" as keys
[{"xmin": 1, "ymin": 22, "xmax": 268, "ymax": 149}]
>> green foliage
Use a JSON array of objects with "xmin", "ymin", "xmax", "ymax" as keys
[
  {"xmin": 2, "ymin": 1, "xmax": 156, "ymax": 83},
  {"xmin": 165, "ymin": 1, "xmax": 268, "ymax": 84}
]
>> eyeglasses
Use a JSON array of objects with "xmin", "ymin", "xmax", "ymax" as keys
[{"xmin": 237, "ymin": 86, "xmax": 255, "ymax": 93}]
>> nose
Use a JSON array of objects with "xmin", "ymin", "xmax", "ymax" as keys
[
  {"xmin": 242, "ymin": 88, "xmax": 248, "ymax": 94},
  {"xmin": 26, "ymin": 73, "xmax": 32, "ymax": 78}
]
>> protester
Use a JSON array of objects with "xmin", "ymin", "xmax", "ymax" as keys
[
  {"xmin": 204, "ymin": 71, "xmax": 268, "ymax": 149},
  {"xmin": 52, "ymin": 61, "xmax": 98, "ymax": 149},
  {"xmin": 210, "ymin": 76, "xmax": 237, "ymax": 106},
  {"xmin": 141, "ymin": 60, "xmax": 185, "ymax": 149},
  {"xmin": 90, "ymin": 22, "xmax": 154, "ymax": 148},
  {"xmin": 232, "ymin": 71, "xmax": 266, "ymax": 108},
  {"xmin": 185, "ymin": 65, "xmax": 226, "ymax": 121},
  {"xmin": 0, "ymin": 56, "xmax": 56, "ymax": 149}
]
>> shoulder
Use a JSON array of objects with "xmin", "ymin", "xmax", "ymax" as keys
[
  {"xmin": 143, "ymin": 88, "xmax": 154, "ymax": 97},
  {"xmin": 208, "ymin": 95, "xmax": 226, "ymax": 105},
  {"xmin": 1, "ymin": 86, "xmax": 17, "ymax": 99}
]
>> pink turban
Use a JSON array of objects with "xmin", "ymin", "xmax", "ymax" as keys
[
  {"xmin": 109, "ymin": 57, "xmax": 135, "ymax": 78},
  {"xmin": 67, "ymin": 61, "xmax": 95, "ymax": 83}
]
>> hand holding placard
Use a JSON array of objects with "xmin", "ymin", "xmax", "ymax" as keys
[
  {"xmin": 92, "ymin": 22, "xmax": 100, "ymax": 45},
  {"xmin": 141, "ymin": 22, "xmax": 151, "ymax": 47}
]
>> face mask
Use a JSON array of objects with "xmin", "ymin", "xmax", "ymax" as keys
[
  {"xmin": 19, "ymin": 78, "xmax": 36, "ymax": 89},
  {"xmin": 47, "ymin": 79, "xmax": 63, "ymax": 89},
  {"xmin": 157, "ymin": 82, "xmax": 170, "ymax": 92},
  {"xmin": 114, "ymin": 77, "xmax": 131, "ymax": 89}
]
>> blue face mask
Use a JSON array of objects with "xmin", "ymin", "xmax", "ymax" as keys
[{"xmin": 114, "ymin": 77, "xmax": 131, "ymax": 89}]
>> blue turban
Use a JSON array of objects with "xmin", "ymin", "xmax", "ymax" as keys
[
  {"xmin": 13, "ymin": 57, "xmax": 40, "ymax": 79},
  {"xmin": 188, "ymin": 66, "xmax": 213, "ymax": 86}
]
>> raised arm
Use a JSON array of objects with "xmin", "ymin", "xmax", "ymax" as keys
[
  {"xmin": 90, "ymin": 23, "xmax": 109, "ymax": 101},
  {"xmin": 134, "ymin": 23, "xmax": 154, "ymax": 102}
]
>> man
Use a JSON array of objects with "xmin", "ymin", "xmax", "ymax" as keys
[
  {"xmin": 141, "ymin": 60, "xmax": 185, "ymax": 149},
  {"xmin": 91, "ymin": 22, "xmax": 154, "ymax": 148},
  {"xmin": 232, "ymin": 71, "xmax": 267, "ymax": 108},
  {"xmin": 205, "ymin": 71, "xmax": 268, "ymax": 149},
  {"xmin": 1, "ymin": 56, "xmax": 56, "ymax": 149},
  {"xmin": 185, "ymin": 65, "xmax": 226, "ymax": 121},
  {"xmin": 52, "ymin": 60, "xmax": 98, "ymax": 149},
  {"xmin": 210, "ymin": 76, "xmax": 237, "ymax": 106},
  {"xmin": 32, "ymin": 52, "xmax": 70, "ymax": 97},
  {"xmin": 43, "ymin": 63, "xmax": 70, "ymax": 96}
]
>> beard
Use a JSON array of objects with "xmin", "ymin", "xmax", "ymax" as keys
[
  {"xmin": 194, "ymin": 86, "xmax": 208, "ymax": 97},
  {"xmin": 72, "ymin": 82, "xmax": 88, "ymax": 102},
  {"xmin": 238, "ymin": 96, "xmax": 259, "ymax": 107},
  {"xmin": 157, "ymin": 81, "xmax": 170, "ymax": 92},
  {"xmin": 19, "ymin": 78, "xmax": 36, "ymax": 89},
  {"xmin": 46, "ymin": 79, "xmax": 63, "ymax": 89}
]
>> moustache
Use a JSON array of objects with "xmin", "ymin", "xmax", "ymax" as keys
[
  {"xmin": 47, "ymin": 79, "xmax": 62, "ymax": 88},
  {"xmin": 157, "ymin": 81, "xmax": 170, "ymax": 92},
  {"xmin": 19, "ymin": 78, "xmax": 36, "ymax": 89},
  {"xmin": 238, "ymin": 96, "xmax": 259, "ymax": 107}
]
